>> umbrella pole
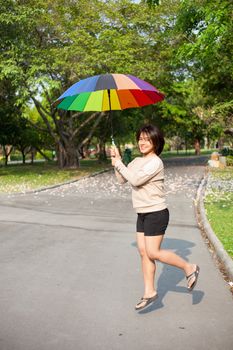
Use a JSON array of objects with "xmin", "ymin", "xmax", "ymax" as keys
[{"xmin": 108, "ymin": 89, "xmax": 115, "ymax": 146}]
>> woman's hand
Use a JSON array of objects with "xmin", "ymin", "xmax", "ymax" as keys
[{"xmin": 110, "ymin": 146, "xmax": 121, "ymax": 166}]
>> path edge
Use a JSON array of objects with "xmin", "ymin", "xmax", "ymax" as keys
[
  {"xmin": 195, "ymin": 169, "xmax": 233, "ymax": 282},
  {"xmin": 9, "ymin": 168, "xmax": 112, "ymax": 196}
]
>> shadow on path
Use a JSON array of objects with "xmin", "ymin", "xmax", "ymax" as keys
[
  {"xmin": 163, "ymin": 155, "xmax": 208, "ymax": 167},
  {"xmin": 131, "ymin": 237, "xmax": 205, "ymax": 314}
]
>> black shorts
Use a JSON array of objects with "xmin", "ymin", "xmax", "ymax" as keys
[{"xmin": 136, "ymin": 208, "xmax": 169, "ymax": 236}]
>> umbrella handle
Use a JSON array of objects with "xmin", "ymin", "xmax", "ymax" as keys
[
  {"xmin": 108, "ymin": 90, "xmax": 115, "ymax": 146},
  {"xmin": 111, "ymin": 135, "xmax": 115, "ymax": 146}
]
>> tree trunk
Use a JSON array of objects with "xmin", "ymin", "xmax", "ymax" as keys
[
  {"xmin": 22, "ymin": 152, "xmax": 26, "ymax": 164},
  {"xmin": 97, "ymin": 139, "xmax": 107, "ymax": 162},
  {"xmin": 79, "ymin": 145, "xmax": 86, "ymax": 159},
  {"xmin": 3, "ymin": 145, "xmax": 13, "ymax": 166},
  {"xmin": 31, "ymin": 148, "xmax": 37, "ymax": 164},
  {"xmin": 32, "ymin": 96, "xmax": 105, "ymax": 169},
  {"xmin": 56, "ymin": 141, "xmax": 80, "ymax": 168},
  {"xmin": 206, "ymin": 135, "xmax": 211, "ymax": 149},
  {"xmin": 194, "ymin": 139, "xmax": 201, "ymax": 155},
  {"xmin": 217, "ymin": 137, "xmax": 224, "ymax": 150}
]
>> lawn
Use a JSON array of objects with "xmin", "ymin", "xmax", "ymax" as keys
[
  {"xmin": 161, "ymin": 148, "xmax": 215, "ymax": 158},
  {"xmin": 204, "ymin": 167, "xmax": 233, "ymax": 258},
  {"xmin": 130, "ymin": 148, "xmax": 215, "ymax": 159},
  {"xmin": 0, "ymin": 160, "xmax": 111, "ymax": 193}
]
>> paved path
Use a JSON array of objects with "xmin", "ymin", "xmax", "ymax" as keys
[{"xmin": 0, "ymin": 156, "xmax": 232, "ymax": 350}]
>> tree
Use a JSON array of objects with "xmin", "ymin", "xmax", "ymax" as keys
[
  {"xmin": 175, "ymin": 0, "xmax": 233, "ymax": 140},
  {"xmin": 3, "ymin": 0, "xmax": 230, "ymax": 161},
  {"xmin": 0, "ymin": 115, "xmax": 18, "ymax": 165},
  {"xmin": 1, "ymin": 0, "xmax": 176, "ymax": 167},
  {"xmin": 0, "ymin": 78, "xmax": 21, "ymax": 165},
  {"xmin": 14, "ymin": 118, "xmax": 40, "ymax": 164},
  {"xmin": 0, "ymin": 0, "xmax": 104, "ymax": 167}
]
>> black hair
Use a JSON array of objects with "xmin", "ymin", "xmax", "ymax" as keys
[{"xmin": 136, "ymin": 124, "xmax": 165, "ymax": 156}]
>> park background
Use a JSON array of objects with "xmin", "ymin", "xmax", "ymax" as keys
[{"xmin": 0, "ymin": 1, "xmax": 232, "ymax": 259}]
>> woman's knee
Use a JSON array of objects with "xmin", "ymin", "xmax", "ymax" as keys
[
  {"xmin": 137, "ymin": 245, "xmax": 147, "ymax": 258},
  {"xmin": 146, "ymin": 249, "xmax": 160, "ymax": 261}
]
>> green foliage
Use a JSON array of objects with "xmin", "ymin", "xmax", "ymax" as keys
[
  {"xmin": 0, "ymin": 0, "xmax": 232, "ymax": 167},
  {"xmin": 226, "ymin": 156, "xmax": 233, "ymax": 166},
  {"xmin": 144, "ymin": 0, "xmax": 160, "ymax": 6},
  {"xmin": 175, "ymin": 0, "xmax": 233, "ymax": 127},
  {"xmin": 2, "ymin": 0, "xmax": 178, "ymax": 167}
]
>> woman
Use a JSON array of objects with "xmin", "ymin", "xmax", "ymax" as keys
[{"xmin": 111, "ymin": 124, "xmax": 200, "ymax": 311}]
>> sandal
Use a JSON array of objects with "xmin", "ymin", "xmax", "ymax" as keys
[
  {"xmin": 186, "ymin": 265, "xmax": 200, "ymax": 291},
  {"xmin": 135, "ymin": 294, "xmax": 158, "ymax": 311}
]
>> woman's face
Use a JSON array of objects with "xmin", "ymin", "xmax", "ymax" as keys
[{"xmin": 138, "ymin": 132, "xmax": 155, "ymax": 156}]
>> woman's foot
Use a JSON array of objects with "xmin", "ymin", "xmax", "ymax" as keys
[
  {"xmin": 186, "ymin": 264, "xmax": 200, "ymax": 291},
  {"xmin": 135, "ymin": 292, "xmax": 158, "ymax": 311}
]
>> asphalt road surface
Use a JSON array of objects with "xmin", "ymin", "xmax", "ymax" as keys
[{"xmin": 0, "ymin": 156, "xmax": 232, "ymax": 350}]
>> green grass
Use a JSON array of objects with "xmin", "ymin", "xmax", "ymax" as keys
[
  {"xmin": 0, "ymin": 160, "xmax": 111, "ymax": 193},
  {"xmin": 161, "ymin": 148, "xmax": 215, "ymax": 158},
  {"xmin": 129, "ymin": 148, "xmax": 215, "ymax": 159},
  {"xmin": 207, "ymin": 167, "xmax": 233, "ymax": 181},
  {"xmin": 204, "ymin": 167, "xmax": 233, "ymax": 258}
]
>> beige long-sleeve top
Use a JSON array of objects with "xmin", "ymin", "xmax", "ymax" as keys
[{"xmin": 114, "ymin": 155, "xmax": 167, "ymax": 213}]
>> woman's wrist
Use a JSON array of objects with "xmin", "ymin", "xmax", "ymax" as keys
[
  {"xmin": 114, "ymin": 158, "xmax": 123, "ymax": 168},
  {"xmin": 111, "ymin": 156, "xmax": 121, "ymax": 167}
]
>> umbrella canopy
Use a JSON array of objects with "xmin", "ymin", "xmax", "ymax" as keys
[{"xmin": 55, "ymin": 73, "xmax": 164, "ymax": 112}]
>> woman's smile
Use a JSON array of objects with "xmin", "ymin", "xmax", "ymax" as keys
[{"xmin": 138, "ymin": 132, "xmax": 154, "ymax": 156}]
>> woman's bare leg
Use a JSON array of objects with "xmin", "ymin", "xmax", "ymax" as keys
[
  {"xmin": 136, "ymin": 233, "xmax": 157, "ymax": 298},
  {"xmin": 145, "ymin": 235, "xmax": 198, "ymax": 288}
]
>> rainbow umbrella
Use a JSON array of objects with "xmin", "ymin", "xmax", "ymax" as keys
[
  {"xmin": 55, "ymin": 73, "xmax": 164, "ymax": 143},
  {"xmin": 55, "ymin": 73, "xmax": 164, "ymax": 111}
]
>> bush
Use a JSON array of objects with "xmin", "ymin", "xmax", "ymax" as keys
[
  {"xmin": 220, "ymin": 147, "xmax": 233, "ymax": 156},
  {"xmin": 163, "ymin": 143, "xmax": 171, "ymax": 152},
  {"xmin": 226, "ymin": 155, "xmax": 233, "ymax": 166},
  {"xmin": 10, "ymin": 155, "xmax": 23, "ymax": 161},
  {"xmin": 35, "ymin": 150, "xmax": 53, "ymax": 160}
]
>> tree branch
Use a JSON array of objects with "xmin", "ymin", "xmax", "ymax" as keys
[
  {"xmin": 35, "ymin": 146, "xmax": 52, "ymax": 161},
  {"xmin": 40, "ymin": 82, "xmax": 53, "ymax": 107},
  {"xmin": 72, "ymin": 112, "xmax": 105, "ymax": 139},
  {"xmin": 31, "ymin": 96, "xmax": 57, "ymax": 139},
  {"xmin": 78, "ymin": 112, "xmax": 106, "ymax": 147},
  {"xmin": 71, "ymin": 111, "xmax": 85, "ymax": 119},
  {"xmin": 32, "ymin": 93, "xmax": 51, "ymax": 116},
  {"xmin": 27, "ymin": 119, "xmax": 48, "ymax": 133}
]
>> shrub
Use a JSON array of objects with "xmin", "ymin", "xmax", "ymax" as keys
[
  {"xmin": 220, "ymin": 147, "xmax": 233, "ymax": 156},
  {"xmin": 163, "ymin": 143, "xmax": 171, "ymax": 152},
  {"xmin": 226, "ymin": 155, "xmax": 233, "ymax": 166}
]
